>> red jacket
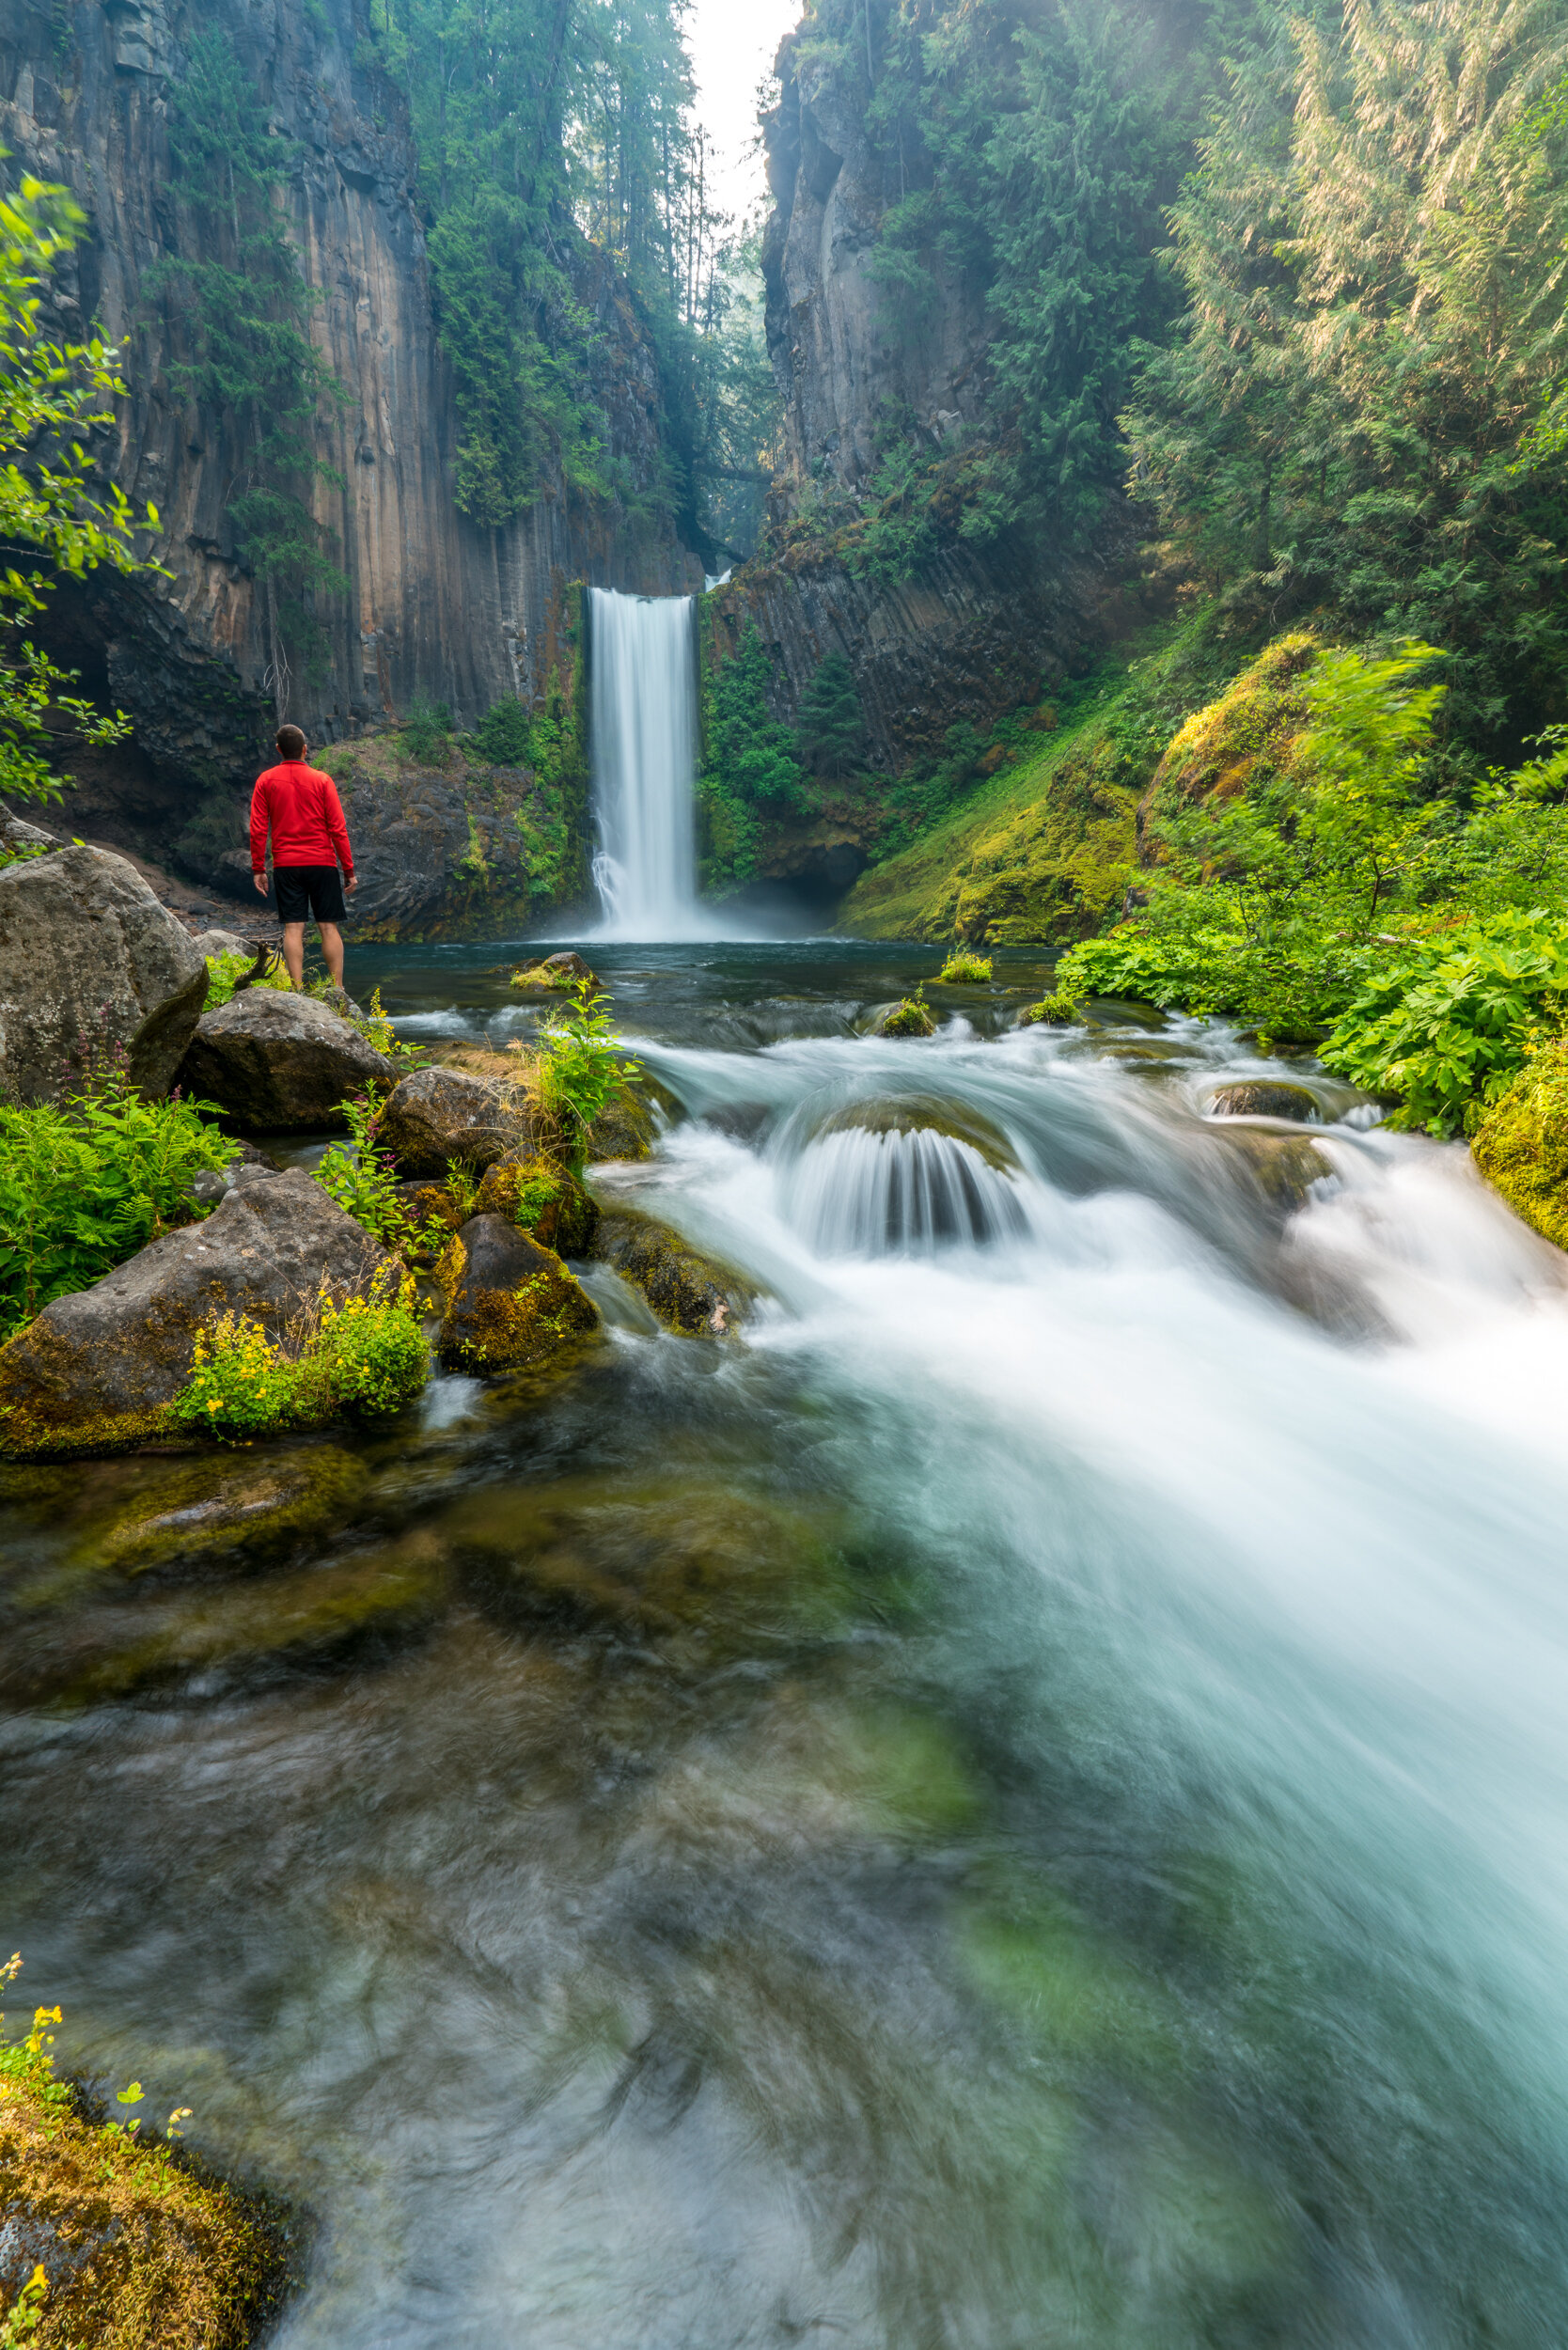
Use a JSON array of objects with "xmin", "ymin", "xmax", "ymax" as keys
[{"xmin": 249, "ymin": 761, "xmax": 353, "ymax": 875}]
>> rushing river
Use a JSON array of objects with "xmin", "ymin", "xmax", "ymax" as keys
[{"xmin": 5, "ymin": 940, "xmax": 1568, "ymax": 2347}]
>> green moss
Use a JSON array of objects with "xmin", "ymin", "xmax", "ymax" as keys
[
  {"xmin": 1471, "ymin": 1040, "xmax": 1568, "ymax": 1250},
  {"xmin": 877, "ymin": 994, "xmax": 936, "ymax": 1039},
  {"xmin": 473, "ymin": 1153, "xmax": 598, "ymax": 1255},
  {"xmin": 56, "ymin": 1449, "xmax": 371, "ymax": 1589},
  {"xmin": 1017, "ymin": 992, "xmax": 1079, "ymax": 1026},
  {"xmin": 937, "ymin": 949, "xmax": 993, "ymax": 983},
  {"xmin": 438, "ymin": 1230, "xmax": 600, "ymax": 1375},
  {"xmin": 0, "ymin": 1970, "xmax": 285, "ymax": 2346}
]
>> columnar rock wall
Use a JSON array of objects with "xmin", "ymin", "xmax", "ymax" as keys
[{"xmin": 0, "ymin": 0, "xmax": 698, "ymax": 807}]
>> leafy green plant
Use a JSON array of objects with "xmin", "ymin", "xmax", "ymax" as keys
[
  {"xmin": 0, "ymin": 1083, "xmax": 231, "ymax": 1338},
  {"xmin": 314, "ymin": 1089, "xmax": 409, "ymax": 1247},
  {"xmin": 399, "ymin": 701, "xmax": 455, "ymax": 765},
  {"xmin": 881, "ymin": 985, "xmax": 936, "ymax": 1038},
  {"xmin": 1320, "ymin": 913, "xmax": 1568, "ymax": 1136},
  {"xmin": 203, "ymin": 948, "xmax": 290, "ymax": 1010},
  {"xmin": 528, "ymin": 981, "xmax": 641, "ymax": 1152},
  {"xmin": 938, "ymin": 949, "xmax": 993, "ymax": 982},
  {"xmin": 169, "ymin": 1267, "xmax": 428, "ymax": 1440},
  {"xmin": 1019, "ymin": 991, "xmax": 1078, "ymax": 1026},
  {"xmin": 472, "ymin": 697, "xmax": 534, "ymax": 764}
]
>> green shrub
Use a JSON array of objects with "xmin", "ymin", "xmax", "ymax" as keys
[
  {"xmin": 169, "ymin": 1269, "xmax": 428, "ymax": 1440},
  {"xmin": 529, "ymin": 982, "xmax": 640, "ymax": 1153},
  {"xmin": 203, "ymin": 948, "xmax": 289, "ymax": 1010},
  {"xmin": 314, "ymin": 1088, "xmax": 433, "ymax": 1250},
  {"xmin": 0, "ymin": 1082, "xmax": 231, "ymax": 1338},
  {"xmin": 1018, "ymin": 992, "xmax": 1078, "ymax": 1026},
  {"xmin": 881, "ymin": 989, "xmax": 936, "ymax": 1038},
  {"xmin": 938, "ymin": 949, "xmax": 993, "ymax": 983},
  {"xmin": 471, "ymin": 697, "xmax": 533, "ymax": 764},
  {"xmin": 399, "ymin": 700, "xmax": 454, "ymax": 765}
]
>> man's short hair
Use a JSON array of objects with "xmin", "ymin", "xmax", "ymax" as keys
[{"xmin": 275, "ymin": 724, "xmax": 306, "ymax": 760}]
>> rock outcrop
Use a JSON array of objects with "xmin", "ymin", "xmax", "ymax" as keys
[
  {"xmin": 178, "ymin": 991, "xmax": 395, "ymax": 1129},
  {"xmin": 0, "ymin": 1167, "xmax": 390, "ymax": 1455},
  {"xmin": 1207, "ymin": 1082, "xmax": 1321, "ymax": 1122},
  {"xmin": 437, "ymin": 1214, "xmax": 599, "ymax": 1374},
  {"xmin": 378, "ymin": 1066, "xmax": 524, "ymax": 1178},
  {"xmin": 0, "ymin": 843, "xmax": 208, "ymax": 1100},
  {"xmin": 473, "ymin": 1152, "xmax": 599, "ymax": 1256}
]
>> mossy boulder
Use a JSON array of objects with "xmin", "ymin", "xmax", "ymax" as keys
[
  {"xmin": 1471, "ymin": 1042, "xmax": 1568, "ymax": 1249},
  {"xmin": 871, "ymin": 996, "xmax": 936, "ymax": 1039},
  {"xmin": 437, "ymin": 1214, "xmax": 600, "ymax": 1375},
  {"xmin": 447, "ymin": 1477, "xmax": 849, "ymax": 1657},
  {"xmin": 1145, "ymin": 632, "xmax": 1318, "ymax": 821},
  {"xmin": 588, "ymin": 1207, "xmax": 755, "ymax": 1336},
  {"xmin": 473, "ymin": 1152, "xmax": 598, "ymax": 1254},
  {"xmin": 510, "ymin": 949, "xmax": 601, "ymax": 996},
  {"xmin": 390, "ymin": 1179, "xmax": 469, "ymax": 1235},
  {"xmin": 377, "ymin": 1065, "xmax": 525, "ymax": 1178},
  {"xmin": 582, "ymin": 1076, "xmax": 678, "ymax": 1164},
  {"xmin": 1017, "ymin": 992, "xmax": 1077, "ymax": 1027},
  {"xmin": 1207, "ymin": 1080, "xmax": 1320, "ymax": 1121},
  {"xmin": 0, "ymin": 1172, "xmax": 392, "ymax": 1461}
]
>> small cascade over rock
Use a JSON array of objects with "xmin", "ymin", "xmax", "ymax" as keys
[
  {"xmin": 589, "ymin": 588, "xmax": 703, "ymax": 940},
  {"xmin": 784, "ymin": 1098, "xmax": 1029, "ymax": 1256}
]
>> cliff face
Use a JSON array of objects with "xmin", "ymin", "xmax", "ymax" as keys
[
  {"xmin": 747, "ymin": 30, "xmax": 1148, "ymax": 790},
  {"xmin": 0, "ymin": 0, "xmax": 697, "ymax": 842}
]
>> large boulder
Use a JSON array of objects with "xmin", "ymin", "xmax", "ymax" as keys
[
  {"xmin": 589, "ymin": 1207, "xmax": 754, "ymax": 1336},
  {"xmin": 1207, "ymin": 1081, "xmax": 1320, "ymax": 1121},
  {"xmin": 0, "ymin": 1168, "xmax": 392, "ymax": 1457},
  {"xmin": 378, "ymin": 1064, "xmax": 524, "ymax": 1177},
  {"xmin": 473, "ymin": 1151, "xmax": 599, "ymax": 1254},
  {"xmin": 437, "ymin": 1214, "xmax": 599, "ymax": 1374},
  {"xmin": 0, "ymin": 843, "xmax": 208, "ymax": 1101},
  {"xmin": 177, "ymin": 990, "xmax": 395, "ymax": 1130}
]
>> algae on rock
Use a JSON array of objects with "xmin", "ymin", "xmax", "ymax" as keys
[
  {"xmin": 588, "ymin": 1207, "xmax": 755, "ymax": 1336},
  {"xmin": 1471, "ymin": 1042, "xmax": 1568, "ymax": 1252},
  {"xmin": 437, "ymin": 1214, "xmax": 601, "ymax": 1375}
]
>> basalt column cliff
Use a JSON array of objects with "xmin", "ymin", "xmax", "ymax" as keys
[{"xmin": 0, "ymin": 0, "xmax": 697, "ymax": 894}]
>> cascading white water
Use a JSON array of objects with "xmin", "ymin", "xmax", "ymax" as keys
[
  {"xmin": 785, "ymin": 1125, "xmax": 1031, "ymax": 1254},
  {"xmin": 588, "ymin": 587, "xmax": 704, "ymax": 940}
]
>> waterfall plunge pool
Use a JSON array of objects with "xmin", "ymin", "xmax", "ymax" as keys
[{"xmin": 4, "ymin": 942, "xmax": 1568, "ymax": 2348}]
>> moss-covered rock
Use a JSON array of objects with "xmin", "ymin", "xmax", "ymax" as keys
[
  {"xmin": 871, "ymin": 995, "xmax": 936, "ymax": 1039},
  {"xmin": 0, "ymin": 2001, "xmax": 284, "ymax": 2347},
  {"xmin": 510, "ymin": 949, "xmax": 601, "ymax": 996},
  {"xmin": 583, "ymin": 1076, "xmax": 677, "ymax": 1164},
  {"xmin": 473, "ymin": 1152, "xmax": 598, "ymax": 1255},
  {"xmin": 588, "ymin": 1207, "xmax": 755, "ymax": 1336},
  {"xmin": 437, "ymin": 1214, "xmax": 600, "ymax": 1375},
  {"xmin": 1210, "ymin": 1127, "xmax": 1333, "ymax": 1214},
  {"xmin": 1471, "ymin": 1042, "xmax": 1568, "ymax": 1249},
  {"xmin": 1017, "ymin": 992, "xmax": 1078, "ymax": 1026},
  {"xmin": 377, "ymin": 1065, "xmax": 526, "ymax": 1179},
  {"xmin": 1207, "ymin": 1081, "xmax": 1320, "ymax": 1121},
  {"xmin": 1145, "ymin": 632, "xmax": 1317, "ymax": 818}
]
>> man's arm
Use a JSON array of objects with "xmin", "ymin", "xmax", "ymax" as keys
[
  {"xmin": 322, "ymin": 776, "xmax": 356, "ymax": 891},
  {"xmin": 249, "ymin": 777, "xmax": 270, "ymax": 895}
]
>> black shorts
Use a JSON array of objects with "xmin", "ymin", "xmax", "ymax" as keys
[{"xmin": 274, "ymin": 865, "xmax": 347, "ymax": 924}]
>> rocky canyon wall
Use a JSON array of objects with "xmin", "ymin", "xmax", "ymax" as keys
[{"xmin": 0, "ymin": 0, "xmax": 698, "ymax": 838}]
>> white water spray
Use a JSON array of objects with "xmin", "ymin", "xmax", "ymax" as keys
[{"xmin": 589, "ymin": 587, "xmax": 709, "ymax": 940}]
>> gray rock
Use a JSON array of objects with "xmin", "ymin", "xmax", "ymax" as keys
[
  {"xmin": 589, "ymin": 1207, "xmax": 754, "ymax": 1336},
  {"xmin": 0, "ymin": 843, "xmax": 209, "ymax": 1102},
  {"xmin": 196, "ymin": 927, "xmax": 258, "ymax": 960},
  {"xmin": 177, "ymin": 989, "xmax": 395, "ymax": 1131},
  {"xmin": 0, "ymin": 1169, "xmax": 391, "ymax": 1455},
  {"xmin": 379, "ymin": 1064, "xmax": 524, "ymax": 1177}
]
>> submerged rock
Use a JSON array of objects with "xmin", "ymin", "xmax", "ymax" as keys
[
  {"xmin": 448, "ymin": 1477, "xmax": 850, "ymax": 1655},
  {"xmin": 1207, "ymin": 1081, "xmax": 1320, "ymax": 1121},
  {"xmin": 816, "ymin": 1095, "xmax": 1017, "ymax": 1171},
  {"xmin": 1211, "ymin": 1126, "xmax": 1334, "ymax": 1213},
  {"xmin": 583, "ymin": 1075, "xmax": 680, "ymax": 1164},
  {"xmin": 0, "ymin": 843, "xmax": 209, "ymax": 1102},
  {"xmin": 437, "ymin": 1214, "xmax": 600, "ymax": 1374},
  {"xmin": 0, "ymin": 1171, "xmax": 392, "ymax": 1458},
  {"xmin": 378, "ymin": 1064, "xmax": 524, "ymax": 1177},
  {"xmin": 178, "ymin": 989, "xmax": 395, "ymax": 1130},
  {"xmin": 474, "ymin": 1152, "xmax": 599, "ymax": 1255},
  {"xmin": 589, "ymin": 1206, "xmax": 754, "ymax": 1336},
  {"xmin": 67, "ymin": 1448, "xmax": 372, "ymax": 1582}
]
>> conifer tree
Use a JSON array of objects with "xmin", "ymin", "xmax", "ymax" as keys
[{"xmin": 796, "ymin": 651, "xmax": 866, "ymax": 781}]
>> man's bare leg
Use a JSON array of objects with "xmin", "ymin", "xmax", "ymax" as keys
[
  {"xmin": 319, "ymin": 922, "xmax": 345, "ymax": 987},
  {"xmin": 280, "ymin": 921, "xmax": 306, "ymax": 988}
]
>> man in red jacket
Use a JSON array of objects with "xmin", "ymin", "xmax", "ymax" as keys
[{"xmin": 250, "ymin": 723, "xmax": 358, "ymax": 989}]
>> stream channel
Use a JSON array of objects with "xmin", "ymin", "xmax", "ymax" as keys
[{"xmin": 5, "ymin": 939, "xmax": 1568, "ymax": 2346}]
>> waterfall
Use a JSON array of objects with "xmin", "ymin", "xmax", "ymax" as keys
[
  {"xmin": 588, "ymin": 587, "xmax": 704, "ymax": 940},
  {"xmin": 785, "ymin": 1126, "xmax": 1031, "ymax": 1256}
]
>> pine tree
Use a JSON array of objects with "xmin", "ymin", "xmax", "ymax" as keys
[{"xmin": 796, "ymin": 652, "xmax": 866, "ymax": 781}]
